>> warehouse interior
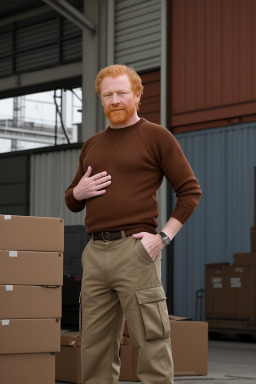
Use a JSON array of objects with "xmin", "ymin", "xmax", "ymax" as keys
[{"xmin": 0, "ymin": 1, "xmax": 256, "ymax": 383}]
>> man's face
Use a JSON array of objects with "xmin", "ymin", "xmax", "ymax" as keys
[{"xmin": 100, "ymin": 74, "xmax": 141, "ymax": 127}]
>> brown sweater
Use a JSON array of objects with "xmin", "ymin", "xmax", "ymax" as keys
[{"xmin": 65, "ymin": 118, "xmax": 202, "ymax": 234}]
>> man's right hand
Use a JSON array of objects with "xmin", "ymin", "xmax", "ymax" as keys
[{"xmin": 73, "ymin": 166, "xmax": 111, "ymax": 200}]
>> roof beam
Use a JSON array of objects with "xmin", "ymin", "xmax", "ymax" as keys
[{"xmin": 41, "ymin": 0, "xmax": 96, "ymax": 33}]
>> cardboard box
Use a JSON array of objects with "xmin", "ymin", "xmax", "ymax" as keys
[
  {"xmin": 56, "ymin": 321, "xmax": 208, "ymax": 382},
  {"xmin": 119, "ymin": 336, "xmax": 138, "ymax": 381},
  {"xmin": 234, "ymin": 252, "xmax": 256, "ymax": 266},
  {"xmin": 120, "ymin": 320, "xmax": 208, "ymax": 380},
  {"xmin": 170, "ymin": 321, "xmax": 208, "ymax": 376},
  {"xmin": 251, "ymin": 227, "xmax": 256, "ymax": 252},
  {"xmin": 205, "ymin": 264, "xmax": 256, "ymax": 321},
  {"xmin": 0, "ymin": 214, "xmax": 64, "ymax": 252},
  {"xmin": 0, "ymin": 318, "xmax": 61, "ymax": 354},
  {"xmin": 55, "ymin": 331, "xmax": 81, "ymax": 384},
  {"xmin": 0, "ymin": 353, "xmax": 55, "ymax": 384},
  {"xmin": 226, "ymin": 266, "xmax": 256, "ymax": 321},
  {"xmin": 205, "ymin": 264, "xmax": 231, "ymax": 318},
  {"xmin": 0, "ymin": 285, "xmax": 62, "ymax": 318},
  {"xmin": 0, "ymin": 250, "xmax": 63, "ymax": 285}
]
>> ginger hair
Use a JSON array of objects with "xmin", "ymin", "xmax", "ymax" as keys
[{"xmin": 95, "ymin": 64, "xmax": 144, "ymax": 96}]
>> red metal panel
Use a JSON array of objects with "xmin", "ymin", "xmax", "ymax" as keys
[
  {"xmin": 240, "ymin": 0, "xmax": 251, "ymax": 101},
  {"xmin": 170, "ymin": 0, "xmax": 256, "ymax": 130},
  {"xmin": 139, "ymin": 70, "xmax": 160, "ymax": 125},
  {"xmin": 205, "ymin": 0, "xmax": 222, "ymax": 108}
]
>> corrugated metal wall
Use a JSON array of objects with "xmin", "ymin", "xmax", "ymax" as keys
[
  {"xmin": 139, "ymin": 70, "xmax": 160, "ymax": 124},
  {"xmin": 172, "ymin": 121, "xmax": 256, "ymax": 319},
  {"xmin": 0, "ymin": 5, "xmax": 82, "ymax": 79},
  {"xmin": 30, "ymin": 147, "xmax": 85, "ymax": 226},
  {"xmin": 115, "ymin": 0, "xmax": 161, "ymax": 72},
  {"xmin": 170, "ymin": 0, "xmax": 256, "ymax": 129}
]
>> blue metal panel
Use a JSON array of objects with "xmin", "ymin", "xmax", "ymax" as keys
[{"xmin": 172, "ymin": 122, "xmax": 256, "ymax": 319}]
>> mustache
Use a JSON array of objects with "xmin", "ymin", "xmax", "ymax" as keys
[{"xmin": 107, "ymin": 107, "xmax": 126, "ymax": 112}]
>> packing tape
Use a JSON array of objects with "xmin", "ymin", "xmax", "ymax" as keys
[
  {"xmin": 9, "ymin": 251, "xmax": 17, "ymax": 257},
  {"xmin": 1, "ymin": 320, "xmax": 10, "ymax": 326},
  {"xmin": 6, "ymin": 285, "xmax": 13, "ymax": 291},
  {"xmin": 4, "ymin": 215, "xmax": 11, "ymax": 220}
]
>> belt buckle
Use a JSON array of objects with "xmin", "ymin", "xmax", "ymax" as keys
[{"xmin": 102, "ymin": 231, "xmax": 110, "ymax": 242}]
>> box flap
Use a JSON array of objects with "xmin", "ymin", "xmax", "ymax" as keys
[
  {"xmin": 60, "ymin": 331, "xmax": 81, "ymax": 347},
  {"xmin": 169, "ymin": 315, "xmax": 192, "ymax": 321}
]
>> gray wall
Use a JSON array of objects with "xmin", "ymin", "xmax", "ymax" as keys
[
  {"xmin": 172, "ymin": 121, "xmax": 256, "ymax": 319},
  {"xmin": 30, "ymin": 146, "xmax": 85, "ymax": 226},
  {"xmin": 114, "ymin": 0, "xmax": 161, "ymax": 72}
]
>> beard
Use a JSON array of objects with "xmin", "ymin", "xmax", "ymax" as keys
[{"xmin": 105, "ymin": 103, "xmax": 136, "ymax": 125}]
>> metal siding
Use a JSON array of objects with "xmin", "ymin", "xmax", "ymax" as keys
[
  {"xmin": 30, "ymin": 148, "xmax": 85, "ymax": 226},
  {"xmin": 16, "ymin": 45, "xmax": 59, "ymax": 72},
  {"xmin": 0, "ymin": 57, "xmax": 12, "ymax": 77},
  {"xmin": 0, "ymin": 155, "xmax": 29, "ymax": 215},
  {"xmin": 62, "ymin": 37, "xmax": 82, "ymax": 62},
  {"xmin": 16, "ymin": 20, "xmax": 58, "ymax": 50},
  {"xmin": 115, "ymin": 0, "xmax": 161, "ymax": 72},
  {"xmin": 0, "ymin": 12, "xmax": 82, "ymax": 78},
  {"xmin": 0, "ymin": 32, "xmax": 13, "ymax": 77},
  {"xmin": 139, "ymin": 70, "xmax": 160, "ymax": 124},
  {"xmin": 171, "ymin": 0, "xmax": 256, "ymax": 127},
  {"xmin": 0, "ymin": 32, "xmax": 12, "ymax": 54},
  {"xmin": 172, "ymin": 122, "xmax": 256, "ymax": 319}
]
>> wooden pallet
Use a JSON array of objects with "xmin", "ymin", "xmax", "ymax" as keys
[{"xmin": 206, "ymin": 318, "xmax": 256, "ymax": 341}]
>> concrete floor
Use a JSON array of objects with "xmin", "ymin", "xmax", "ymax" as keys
[
  {"xmin": 57, "ymin": 340, "xmax": 256, "ymax": 384},
  {"xmin": 174, "ymin": 340, "xmax": 256, "ymax": 384}
]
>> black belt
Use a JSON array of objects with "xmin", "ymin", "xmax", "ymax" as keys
[{"xmin": 92, "ymin": 231, "xmax": 124, "ymax": 242}]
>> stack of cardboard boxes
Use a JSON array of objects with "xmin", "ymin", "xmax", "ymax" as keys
[
  {"xmin": 56, "ymin": 331, "xmax": 82, "ymax": 383},
  {"xmin": 120, "ymin": 317, "xmax": 208, "ymax": 380},
  {"xmin": 56, "ymin": 316, "xmax": 208, "ymax": 383},
  {"xmin": 0, "ymin": 214, "xmax": 64, "ymax": 384},
  {"xmin": 205, "ymin": 226, "xmax": 256, "ymax": 325}
]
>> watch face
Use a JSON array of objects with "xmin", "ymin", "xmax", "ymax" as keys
[{"xmin": 160, "ymin": 232, "xmax": 171, "ymax": 245}]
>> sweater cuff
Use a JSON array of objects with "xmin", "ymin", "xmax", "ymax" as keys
[
  {"xmin": 65, "ymin": 189, "xmax": 85, "ymax": 212},
  {"xmin": 171, "ymin": 203, "xmax": 194, "ymax": 225}
]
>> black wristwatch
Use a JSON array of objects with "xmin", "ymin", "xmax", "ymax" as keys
[{"xmin": 159, "ymin": 231, "xmax": 171, "ymax": 245}]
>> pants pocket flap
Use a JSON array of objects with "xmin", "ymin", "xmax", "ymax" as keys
[{"xmin": 135, "ymin": 286, "xmax": 166, "ymax": 304}]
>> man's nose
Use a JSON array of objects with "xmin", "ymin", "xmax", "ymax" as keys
[{"xmin": 111, "ymin": 93, "xmax": 120, "ymax": 104}]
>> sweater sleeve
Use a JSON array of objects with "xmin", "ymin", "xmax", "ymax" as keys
[
  {"xmin": 157, "ymin": 129, "xmax": 202, "ymax": 224},
  {"xmin": 65, "ymin": 145, "xmax": 86, "ymax": 213}
]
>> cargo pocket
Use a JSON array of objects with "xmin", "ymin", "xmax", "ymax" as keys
[{"xmin": 135, "ymin": 286, "xmax": 170, "ymax": 340}]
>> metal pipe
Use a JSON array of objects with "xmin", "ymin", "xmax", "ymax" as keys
[
  {"xmin": 53, "ymin": 91, "xmax": 70, "ymax": 144},
  {"xmin": 41, "ymin": 0, "xmax": 96, "ymax": 33}
]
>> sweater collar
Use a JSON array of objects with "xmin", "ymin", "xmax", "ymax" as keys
[{"xmin": 106, "ymin": 118, "xmax": 145, "ymax": 134}]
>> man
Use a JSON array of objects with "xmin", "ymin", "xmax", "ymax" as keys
[{"xmin": 65, "ymin": 64, "xmax": 202, "ymax": 384}]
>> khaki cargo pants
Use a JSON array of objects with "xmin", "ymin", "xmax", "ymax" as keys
[{"xmin": 81, "ymin": 232, "xmax": 174, "ymax": 384}]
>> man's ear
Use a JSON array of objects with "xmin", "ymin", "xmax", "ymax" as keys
[{"xmin": 135, "ymin": 91, "xmax": 141, "ymax": 104}]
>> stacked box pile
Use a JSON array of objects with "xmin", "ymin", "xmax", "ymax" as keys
[
  {"xmin": 0, "ymin": 214, "xmax": 64, "ymax": 384},
  {"xmin": 56, "ymin": 331, "xmax": 82, "ymax": 384},
  {"xmin": 56, "ymin": 317, "xmax": 208, "ymax": 383},
  {"xmin": 205, "ymin": 228, "xmax": 256, "ymax": 322},
  {"xmin": 120, "ymin": 317, "xmax": 208, "ymax": 380}
]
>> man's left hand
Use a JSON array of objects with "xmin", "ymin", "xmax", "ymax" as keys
[{"xmin": 132, "ymin": 232, "xmax": 165, "ymax": 261}]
